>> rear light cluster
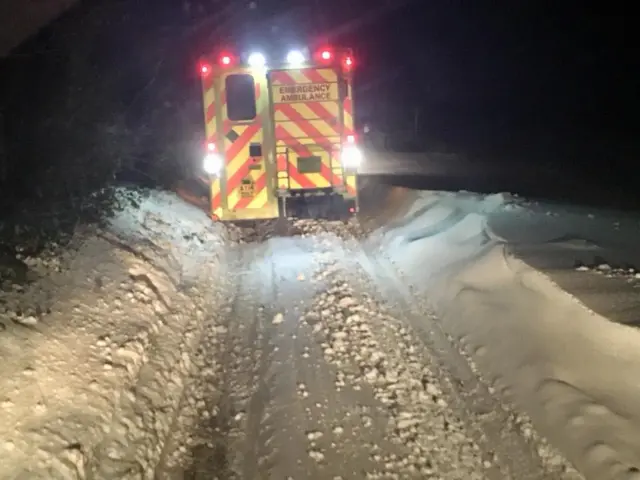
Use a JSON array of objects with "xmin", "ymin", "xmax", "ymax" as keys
[
  {"xmin": 199, "ymin": 53, "xmax": 233, "ymax": 76},
  {"xmin": 200, "ymin": 48, "xmax": 354, "ymax": 75},
  {"xmin": 341, "ymin": 134, "xmax": 362, "ymax": 170},
  {"xmin": 203, "ymin": 141, "xmax": 223, "ymax": 175}
]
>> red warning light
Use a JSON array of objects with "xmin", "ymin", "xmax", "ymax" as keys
[
  {"xmin": 219, "ymin": 54, "xmax": 232, "ymax": 66},
  {"xmin": 200, "ymin": 64, "xmax": 211, "ymax": 75},
  {"xmin": 344, "ymin": 56, "xmax": 353, "ymax": 68},
  {"xmin": 321, "ymin": 50, "xmax": 332, "ymax": 60}
]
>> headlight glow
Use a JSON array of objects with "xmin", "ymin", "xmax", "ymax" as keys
[
  {"xmin": 248, "ymin": 52, "xmax": 266, "ymax": 67},
  {"xmin": 203, "ymin": 153, "xmax": 223, "ymax": 175},
  {"xmin": 341, "ymin": 146, "xmax": 362, "ymax": 169},
  {"xmin": 286, "ymin": 50, "xmax": 305, "ymax": 65}
]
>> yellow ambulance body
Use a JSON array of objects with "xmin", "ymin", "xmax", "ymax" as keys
[{"xmin": 199, "ymin": 47, "xmax": 361, "ymax": 221}]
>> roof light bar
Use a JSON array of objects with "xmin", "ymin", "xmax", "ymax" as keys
[
  {"xmin": 286, "ymin": 50, "xmax": 305, "ymax": 66},
  {"xmin": 248, "ymin": 52, "xmax": 266, "ymax": 67}
]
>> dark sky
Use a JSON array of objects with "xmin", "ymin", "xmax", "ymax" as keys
[
  {"xmin": 223, "ymin": 0, "xmax": 637, "ymax": 169},
  {"xmin": 3, "ymin": 0, "xmax": 638, "ymax": 176},
  {"xmin": 0, "ymin": 0, "xmax": 77, "ymax": 56},
  {"xmin": 289, "ymin": 0, "xmax": 635, "ymax": 169}
]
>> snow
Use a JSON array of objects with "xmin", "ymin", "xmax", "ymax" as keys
[
  {"xmin": 2, "ymin": 184, "xmax": 640, "ymax": 478},
  {"xmin": 0, "ymin": 189, "xmax": 226, "ymax": 478},
  {"xmin": 370, "ymin": 190, "xmax": 640, "ymax": 479}
]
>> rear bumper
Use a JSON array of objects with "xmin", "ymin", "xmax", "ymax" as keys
[{"xmin": 279, "ymin": 193, "xmax": 357, "ymax": 218}]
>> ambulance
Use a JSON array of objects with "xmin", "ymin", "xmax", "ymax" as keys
[{"xmin": 199, "ymin": 46, "xmax": 362, "ymax": 221}]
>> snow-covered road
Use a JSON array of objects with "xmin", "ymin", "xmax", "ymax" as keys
[
  {"xmin": 1, "ymin": 186, "xmax": 639, "ymax": 479},
  {"xmin": 164, "ymin": 220, "xmax": 568, "ymax": 480}
]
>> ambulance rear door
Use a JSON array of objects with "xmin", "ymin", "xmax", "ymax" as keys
[
  {"xmin": 213, "ymin": 68, "xmax": 279, "ymax": 220},
  {"xmin": 269, "ymin": 67, "xmax": 346, "ymax": 193}
]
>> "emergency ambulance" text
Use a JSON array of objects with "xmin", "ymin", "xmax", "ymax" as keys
[{"xmin": 276, "ymin": 83, "xmax": 332, "ymax": 102}]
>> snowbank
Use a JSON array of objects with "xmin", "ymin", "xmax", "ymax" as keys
[
  {"xmin": 370, "ymin": 190, "xmax": 640, "ymax": 480},
  {"xmin": 0, "ymin": 189, "xmax": 228, "ymax": 478}
]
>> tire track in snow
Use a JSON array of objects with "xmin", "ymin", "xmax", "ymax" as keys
[
  {"xmin": 157, "ymin": 254, "xmax": 243, "ymax": 479},
  {"xmin": 235, "ymin": 257, "xmax": 281, "ymax": 479},
  {"xmin": 166, "ymin": 243, "xmax": 282, "ymax": 479}
]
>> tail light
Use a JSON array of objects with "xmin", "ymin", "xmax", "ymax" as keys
[
  {"xmin": 203, "ymin": 142, "xmax": 222, "ymax": 175},
  {"xmin": 341, "ymin": 134, "xmax": 362, "ymax": 169},
  {"xmin": 200, "ymin": 52, "xmax": 234, "ymax": 75}
]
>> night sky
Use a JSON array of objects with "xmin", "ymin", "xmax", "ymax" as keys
[
  {"xmin": 223, "ymin": 0, "xmax": 637, "ymax": 177},
  {"xmin": 339, "ymin": 0, "xmax": 636, "ymax": 172},
  {"xmin": 2, "ymin": 0, "xmax": 638, "ymax": 185}
]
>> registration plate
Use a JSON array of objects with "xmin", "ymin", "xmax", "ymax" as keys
[{"xmin": 240, "ymin": 181, "xmax": 254, "ymax": 197}]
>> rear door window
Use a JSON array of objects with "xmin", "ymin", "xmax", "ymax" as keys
[{"xmin": 225, "ymin": 74, "xmax": 257, "ymax": 121}]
